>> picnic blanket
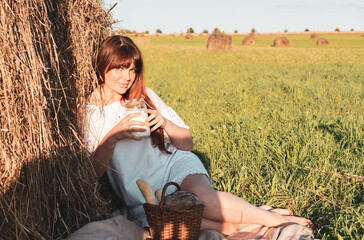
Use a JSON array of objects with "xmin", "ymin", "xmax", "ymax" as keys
[{"xmin": 68, "ymin": 206, "xmax": 316, "ymax": 240}]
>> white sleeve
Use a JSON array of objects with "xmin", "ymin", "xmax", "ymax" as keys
[
  {"xmin": 146, "ymin": 87, "xmax": 189, "ymax": 129},
  {"xmin": 84, "ymin": 105, "xmax": 102, "ymax": 154}
]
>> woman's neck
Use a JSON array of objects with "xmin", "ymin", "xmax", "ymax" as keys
[{"xmin": 90, "ymin": 87, "xmax": 123, "ymax": 106}]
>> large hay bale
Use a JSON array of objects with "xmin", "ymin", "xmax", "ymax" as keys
[
  {"xmin": 185, "ymin": 34, "xmax": 193, "ymax": 40},
  {"xmin": 206, "ymin": 34, "xmax": 232, "ymax": 50},
  {"xmin": 273, "ymin": 36, "xmax": 290, "ymax": 47},
  {"xmin": 310, "ymin": 33, "xmax": 319, "ymax": 39},
  {"xmin": 317, "ymin": 37, "xmax": 329, "ymax": 46},
  {"xmin": 0, "ymin": 0, "xmax": 114, "ymax": 239},
  {"xmin": 242, "ymin": 36, "xmax": 256, "ymax": 45}
]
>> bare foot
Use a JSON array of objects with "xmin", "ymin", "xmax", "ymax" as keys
[
  {"xmin": 275, "ymin": 215, "xmax": 313, "ymax": 228},
  {"xmin": 270, "ymin": 208, "xmax": 293, "ymax": 216},
  {"xmin": 261, "ymin": 206, "xmax": 312, "ymax": 228}
]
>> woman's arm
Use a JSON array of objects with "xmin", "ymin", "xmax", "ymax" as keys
[
  {"xmin": 162, "ymin": 118, "xmax": 193, "ymax": 151},
  {"xmin": 91, "ymin": 113, "xmax": 147, "ymax": 178},
  {"xmin": 144, "ymin": 109, "xmax": 193, "ymax": 151},
  {"xmin": 144, "ymin": 88, "xmax": 193, "ymax": 150}
]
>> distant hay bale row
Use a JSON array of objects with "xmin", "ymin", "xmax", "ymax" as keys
[
  {"xmin": 273, "ymin": 36, "xmax": 290, "ymax": 47},
  {"xmin": 0, "ymin": 0, "xmax": 114, "ymax": 239},
  {"xmin": 204, "ymin": 34, "xmax": 332, "ymax": 48},
  {"xmin": 206, "ymin": 33, "xmax": 232, "ymax": 50}
]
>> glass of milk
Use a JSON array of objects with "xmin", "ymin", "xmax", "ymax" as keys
[{"xmin": 125, "ymin": 98, "xmax": 150, "ymax": 137}]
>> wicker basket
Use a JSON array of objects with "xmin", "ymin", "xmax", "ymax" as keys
[{"xmin": 143, "ymin": 182, "xmax": 205, "ymax": 240}]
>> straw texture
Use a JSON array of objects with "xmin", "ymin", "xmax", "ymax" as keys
[{"xmin": 0, "ymin": 0, "xmax": 115, "ymax": 238}]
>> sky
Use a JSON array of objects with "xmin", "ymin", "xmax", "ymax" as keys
[{"xmin": 103, "ymin": 0, "xmax": 364, "ymax": 34}]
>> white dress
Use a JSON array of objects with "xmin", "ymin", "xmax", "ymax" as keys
[{"xmin": 85, "ymin": 87, "xmax": 210, "ymax": 226}]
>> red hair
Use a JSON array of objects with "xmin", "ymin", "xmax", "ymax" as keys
[{"xmin": 96, "ymin": 35, "xmax": 171, "ymax": 154}]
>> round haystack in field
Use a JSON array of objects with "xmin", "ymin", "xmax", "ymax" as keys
[
  {"xmin": 185, "ymin": 34, "xmax": 193, "ymax": 40},
  {"xmin": 206, "ymin": 34, "xmax": 232, "ymax": 50},
  {"xmin": 273, "ymin": 36, "xmax": 290, "ymax": 47},
  {"xmin": 310, "ymin": 33, "xmax": 319, "ymax": 39},
  {"xmin": 317, "ymin": 38, "xmax": 329, "ymax": 46},
  {"xmin": 242, "ymin": 36, "xmax": 256, "ymax": 45}
]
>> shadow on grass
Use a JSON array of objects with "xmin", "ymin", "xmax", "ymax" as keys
[{"xmin": 192, "ymin": 150, "xmax": 212, "ymax": 172}]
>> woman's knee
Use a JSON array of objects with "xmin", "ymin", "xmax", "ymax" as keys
[
  {"xmin": 180, "ymin": 174, "xmax": 217, "ymax": 205},
  {"xmin": 180, "ymin": 174, "xmax": 212, "ymax": 192}
]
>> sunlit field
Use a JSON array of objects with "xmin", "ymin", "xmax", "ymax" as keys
[{"xmin": 134, "ymin": 33, "xmax": 364, "ymax": 239}]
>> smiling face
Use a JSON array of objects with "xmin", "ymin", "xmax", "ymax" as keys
[
  {"xmin": 103, "ymin": 63, "xmax": 137, "ymax": 102},
  {"xmin": 96, "ymin": 36, "xmax": 145, "ymax": 103}
]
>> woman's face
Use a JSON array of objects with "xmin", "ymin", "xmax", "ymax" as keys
[{"xmin": 103, "ymin": 63, "xmax": 136, "ymax": 101}]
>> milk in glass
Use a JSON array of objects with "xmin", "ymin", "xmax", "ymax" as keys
[{"xmin": 125, "ymin": 98, "xmax": 150, "ymax": 137}]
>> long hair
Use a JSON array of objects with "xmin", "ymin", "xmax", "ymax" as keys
[{"xmin": 95, "ymin": 35, "xmax": 171, "ymax": 154}]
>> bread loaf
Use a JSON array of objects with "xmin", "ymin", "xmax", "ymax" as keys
[
  {"xmin": 163, "ymin": 191, "xmax": 202, "ymax": 209},
  {"xmin": 155, "ymin": 189, "xmax": 163, "ymax": 203},
  {"xmin": 136, "ymin": 179, "xmax": 159, "ymax": 205}
]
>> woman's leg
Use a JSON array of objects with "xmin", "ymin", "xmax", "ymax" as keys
[
  {"xmin": 201, "ymin": 218, "xmax": 245, "ymax": 236},
  {"xmin": 180, "ymin": 174, "xmax": 312, "ymax": 228},
  {"xmin": 201, "ymin": 208, "xmax": 295, "ymax": 236}
]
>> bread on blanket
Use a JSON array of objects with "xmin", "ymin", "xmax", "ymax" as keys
[{"xmin": 136, "ymin": 179, "xmax": 159, "ymax": 205}]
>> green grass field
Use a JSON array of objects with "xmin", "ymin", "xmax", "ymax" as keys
[{"xmin": 135, "ymin": 33, "xmax": 364, "ymax": 239}]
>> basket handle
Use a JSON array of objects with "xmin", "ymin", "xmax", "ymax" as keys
[{"xmin": 159, "ymin": 182, "xmax": 181, "ymax": 208}]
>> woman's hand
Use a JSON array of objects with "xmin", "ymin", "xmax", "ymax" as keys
[
  {"xmin": 144, "ymin": 109, "xmax": 167, "ymax": 132},
  {"xmin": 92, "ymin": 112, "xmax": 147, "ymax": 179},
  {"xmin": 144, "ymin": 108, "xmax": 193, "ymax": 151},
  {"xmin": 110, "ymin": 112, "xmax": 147, "ymax": 142}
]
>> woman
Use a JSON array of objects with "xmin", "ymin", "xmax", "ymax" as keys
[{"xmin": 85, "ymin": 35, "xmax": 312, "ymax": 236}]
